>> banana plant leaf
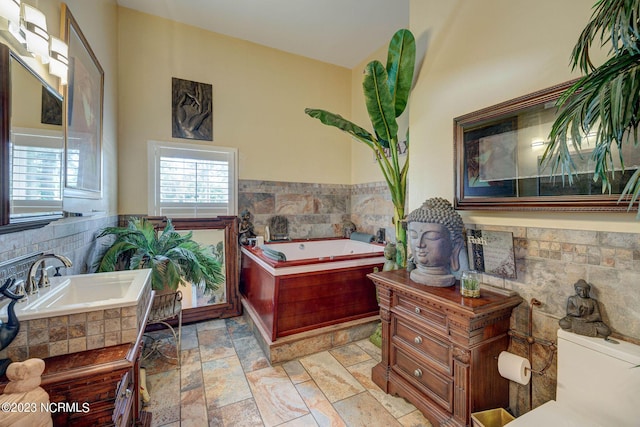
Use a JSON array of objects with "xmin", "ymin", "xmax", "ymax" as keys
[
  {"xmin": 386, "ymin": 29, "xmax": 416, "ymax": 118},
  {"xmin": 363, "ymin": 60, "xmax": 398, "ymax": 145},
  {"xmin": 304, "ymin": 108, "xmax": 376, "ymax": 148}
]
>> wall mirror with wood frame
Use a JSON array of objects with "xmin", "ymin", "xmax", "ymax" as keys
[
  {"xmin": 454, "ymin": 80, "xmax": 640, "ymax": 212},
  {"xmin": 147, "ymin": 216, "xmax": 241, "ymax": 324},
  {"xmin": 0, "ymin": 43, "xmax": 65, "ymax": 234}
]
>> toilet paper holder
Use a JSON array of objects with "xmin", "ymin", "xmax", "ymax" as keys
[{"xmin": 498, "ymin": 298, "xmax": 558, "ymax": 411}]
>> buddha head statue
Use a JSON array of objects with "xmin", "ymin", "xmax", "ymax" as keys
[{"xmin": 406, "ymin": 197, "xmax": 465, "ymax": 287}]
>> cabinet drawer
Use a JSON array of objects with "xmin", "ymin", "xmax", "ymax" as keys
[
  {"xmin": 393, "ymin": 317, "xmax": 451, "ymax": 374},
  {"xmin": 113, "ymin": 371, "xmax": 134, "ymax": 427},
  {"xmin": 392, "ymin": 345, "xmax": 453, "ymax": 412},
  {"xmin": 394, "ymin": 294, "xmax": 447, "ymax": 333}
]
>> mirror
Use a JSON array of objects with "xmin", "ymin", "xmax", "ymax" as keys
[
  {"xmin": 454, "ymin": 80, "xmax": 640, "ymax": 212},
  {"xmin": 147, "ymin": 216, "xmax": 241, "ymax": 324},
  {"xmin": 62, "ymin": 4, "xmax": 104, "ymax": 198},
  {"xmin": 0, "ymin": 43, "xmax": 64, "ymax": 234}
]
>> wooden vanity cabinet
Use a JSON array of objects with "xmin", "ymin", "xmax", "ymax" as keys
[
  {"xmin": 0, "ymin": 292, "xmax": 154, "ymax": 426},
  {"xmin": 39, "ymin": 343, "xmax": 141, "ymax": 426},
  {"xmin": 368, "ymin": 270, "xmax": 522, "ymax": 427}
]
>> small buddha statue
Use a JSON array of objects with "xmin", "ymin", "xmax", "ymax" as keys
[
  {"xmin": 238, "ymin": 209, "xmax": 256, "ymax": 245},
  {"xmin": 559, "ymin": 279, "xmax": 611, "ymax": 338},
  {"xmin": 382, "ymin": 243, "xmax": 399, "ymax": 271},
  {"xmin": 406, "ymin": 198, "xmax": 465, "ymax": 287}
]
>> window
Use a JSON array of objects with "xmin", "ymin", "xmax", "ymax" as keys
[
  {"xmin": 148, "ymin": 141, "xmax": 237, "ymax": 217},
  {"xmin": 10, "ymin": 128, "xmax": 64, "ymax": 221}
]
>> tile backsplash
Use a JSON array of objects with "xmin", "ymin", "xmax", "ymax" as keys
[
  {"xmin": 238, "ymin": 179, "xmax": 393, "ymax": 241},
  {"xmin": 0, "ymin": 215, "xmax": 117, "ymax": 275}
]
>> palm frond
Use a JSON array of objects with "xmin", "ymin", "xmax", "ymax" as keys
[
  {"xmin": 95, "ymin": 217, "xmax": 224, "ymax": 291},
  {"xmin": 546, "ymin": 52, "xmax": 640, "ymax": 207}
]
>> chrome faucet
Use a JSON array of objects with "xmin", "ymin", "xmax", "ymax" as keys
[{"xmin": 26, "ymin": 254, "xmax": 73, "ymax": 295}]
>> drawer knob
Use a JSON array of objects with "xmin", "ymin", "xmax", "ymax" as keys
[
  {"xmin": 414, "ymin": 336, "xmax": 423, "ymax": 345},
  {"xmin": 413, "ymin": 369, "xmax": 422, "ymax": 378},
  {"xmin": 124, "ymin": 388, "xmax": 132, "ymax": 398},
  {"xmin": 415, "ymin": 307, "xmax": 421, "ymax": 314}
]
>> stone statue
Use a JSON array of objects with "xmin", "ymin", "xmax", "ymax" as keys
[
  {"xmin": 382, "ymin": 243, "xmax": 399, "ymax": 271},
  {"xmin": 559, "ymin": 279, "xmax": 611, "ymax": 338},
  {"xmin": 406, "ymin": 198, "xmax": 465, "ymax": 287},
  {"xmin": 0, "ymin": 358, "xmax": 52, "ymax": 426},
  {"xmin": 342, "ymin": 220, "xmax": 356, "ymax": 238},
  {"xmin": 268, "ymin": 215, "xmax": 289, "ymax": 241},
  {"xmin": 0, "ymin": 278, "xmax": 25, "ymax": 375},
  {"xmin": 238, "ymin": 209, "xmax": 256, "ymax": 245}
]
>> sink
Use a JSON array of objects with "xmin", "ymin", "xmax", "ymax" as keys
[{"xmin": 0, "ymin": 269, "xmax": 152, "ymax": 321}]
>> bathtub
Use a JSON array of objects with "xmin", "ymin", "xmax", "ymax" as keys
[{"xmin": 240, "ymin": 239, "xmax": 385, "ymax": 341}]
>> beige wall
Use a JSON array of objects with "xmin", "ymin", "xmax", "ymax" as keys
[
  {"xmin": 350, "ymin": 44, "xmax": 386, "ymax": 184},
  {"xmin": 117, "ymin": 8, "xmax": 352, "ymax": 214},
  {"xmin": 407, "ymin": 0, "xmax": 640, "ymax": 231}
]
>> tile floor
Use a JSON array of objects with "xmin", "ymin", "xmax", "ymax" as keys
[{"xmin": 142, "ymin": 316, "xmax": 433, "ymax": 427}]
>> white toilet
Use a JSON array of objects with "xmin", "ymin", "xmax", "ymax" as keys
[{"xmin": 509, "ymin": 328, "xmax": 640, "ymax": 427}]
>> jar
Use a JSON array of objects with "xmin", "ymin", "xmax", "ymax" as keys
[{"xmin": 461, "ymin": 270, "xmax": 480, "ymax": 298}]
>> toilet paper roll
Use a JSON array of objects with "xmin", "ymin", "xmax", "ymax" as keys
[{"xmin": 498, "ymin": 351, "xmax": 531, "ymax": 385}]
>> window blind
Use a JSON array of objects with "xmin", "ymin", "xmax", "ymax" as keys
[
  {"xmin": 148, "ymin": 141, "xmax": 237, "ymax": 217},
  {"xmin": 10, "ymin": 128, "xmax": 64, "ymax": 219}
]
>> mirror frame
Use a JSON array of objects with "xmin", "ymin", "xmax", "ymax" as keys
[
  {"xmin": 0, "ymin": 43, "xmax": 64, "ymax": 234},
  {"xmin": 454, "ymin": 80, "xmax": 639, "ymax": 212},
  {"xmin": 61, "ymin": 4, "xmax": 104, "ymax": 198},
  {"xmin": 146, "ymin": 215, "xmax": 241, "ymax": 324}
]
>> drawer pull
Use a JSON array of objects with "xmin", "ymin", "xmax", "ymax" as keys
[
  {"xmin": 414, "ymin": 336, "xmax": 423, "ymax": 345},
  {"xmin": 124, "ymin": 388, "xmax": 132, "ymax": 398},
  {"xmin": 415, "ymin": 307, "xmax": 421, "ymax": 314},
  {"xmin": 413, "ymin": 369, "xmax": 422, "ymax": 378}
]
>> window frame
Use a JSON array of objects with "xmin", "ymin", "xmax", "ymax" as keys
[{"xmin": 147, "ymin": 140, "xmax": 238, "ymax": 218}]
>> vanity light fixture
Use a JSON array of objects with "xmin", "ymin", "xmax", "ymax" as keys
[
  {"xmin": 0, "ymin": 0, "xmax": 29, "ymax": 55},
  {"xmin": 0, "ymin": 0, "xmax": 20, "ymax": 26},
  {"xmin": 530, "ymin": 139, "xmax": 547, "ymax": 148},
  {"xmin": 20, "ymin": 2, "xmax": 49, "ymax": 63},
  {"xmin": 49, "ymin": 36, "xmax": 68, "ymax": 84}
]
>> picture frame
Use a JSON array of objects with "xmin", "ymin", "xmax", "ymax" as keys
[
  {"xmin": 454, "ymin": 80, "xmax": 640, "ymax": 212},
  {"xmin": 171, "ymin": 77, "xmax": 213, "ymax": 141},
  {"xmin": 61, "ymin": 3, "xmax": 104, "ymax": 198},
  {"xmin": 461, "ymin": 117, "xmax": 517, "ymax": 197}
]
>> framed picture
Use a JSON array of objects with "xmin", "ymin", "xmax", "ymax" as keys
[
  {"xmin": 171, "ymin": 77, "xmax": 213, "ymax": 141},
  {"xmin": 62, "ymin": 4, "xmax": 104, "ymax": 198},
  {"xmin": 41, "ymin": 86, "xmax": 62, "ymax": 126},
  {"xmin": 454, "ymin": 79, "xmax": 640, "ymax": 212},
  {"xmin": 462, "ymin": 118, "xmax": 517, "ymax": 197}
]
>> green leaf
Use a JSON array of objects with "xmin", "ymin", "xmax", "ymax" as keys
[
  {"xmin": 386, "ymin": 29, "xmax": 416, "ymax": 117},
  {"xmin": 363, "ymin": 60, "xmax": 398, "ymax": 145},
  {"xmin": 95, "ymin": 216, "xmax": 224, "ymax": 291},
  {"xmin": 304, "ymin": 108, "xmax": 375, "ymax": 147}
]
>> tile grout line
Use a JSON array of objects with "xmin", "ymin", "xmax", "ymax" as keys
[{"xmin": 226, "ymin": 320, "xmax": 268, "ymax": 427}]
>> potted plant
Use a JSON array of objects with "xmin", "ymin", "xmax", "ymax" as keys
[
  {"xmin": 545, "ymin": 0, "xmax": 640, "ymax": 217},
  {"xmin": 95, "ymin": 217, "xmax": 225, "ymax": 294},
  {"xmin": 305, "ymin": 29, "xmax": 416, "ymax": 267}
]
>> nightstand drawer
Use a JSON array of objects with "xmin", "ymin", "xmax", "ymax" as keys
[
  {"xmin": 392, "ymin": 345, "xmax": 453, "ymax": 412},
  {"xmin": 394, "ymin": 294, "xmax": 447, "ymax": 333},
  {"xmin": 393, "ymin": 317, "xmax": 451, "ymax": 374}
]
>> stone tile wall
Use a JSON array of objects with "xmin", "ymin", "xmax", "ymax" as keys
[
  {"xmin": 0, "ymin": 215, "xmax": 117, "ymax": 274},
  {"xmin": 468, "ymin": 224, "xmax": 640, "ymax": 416},
  {"xmin": 238, "ymin": 179, "xmax": 393, "ymax": 241}
]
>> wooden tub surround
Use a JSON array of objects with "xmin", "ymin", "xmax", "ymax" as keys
[
  {"xmin": 368, "ymin": 270, "xmax": 522, "ymax": 427},
  {"xmin": 240, "ymin": 239, "xmax": 385, "ymax": 342}
]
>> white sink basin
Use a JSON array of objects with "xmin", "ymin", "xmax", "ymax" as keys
[{"xmin": 1, "ymin": 269, "xmax": 152, "ymax": 321}]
